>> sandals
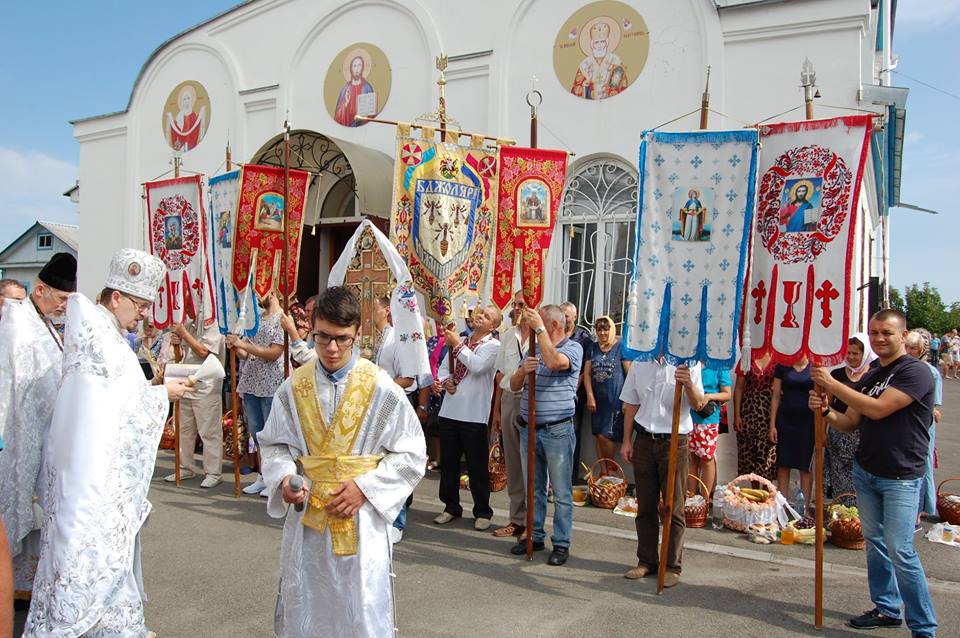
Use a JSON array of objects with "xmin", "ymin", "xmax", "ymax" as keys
[{"xmin": 493, "ymin": 522, "xmax": 526, "ymax": 538}]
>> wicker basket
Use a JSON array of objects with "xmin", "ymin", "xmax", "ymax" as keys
[
  {"xmin": 685, "ymin": 474, "xmax": 710, "ymax": 529},
  {"xmin": 159, "ymin": 416, "xmax": 176, "ymax": 450},
  {"xmin": 828, "ymin": 492, "xmax": 864, "ymax": 550},
  {"xmin": 936, "ymin": 477, "xmax": 960, "ymax": 525},
  {"xmin": 722, "ymin": 473, "xmax": 778, "ymax": 532},
  {"xmin": 583, "ymin": 459, "xmax": 628, "ymax": 509},
  {"xmin": 222, "ymin": 410, "xmax": 249, "ymax": 460},
  {"xmin": 488, "ymin": 441, "xmax": 507, "ymax": 493}
]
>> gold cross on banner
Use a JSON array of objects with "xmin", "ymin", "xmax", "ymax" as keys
[{"xmin": 343, "ymin": 226, "xmax": 395, "ymax": 360}]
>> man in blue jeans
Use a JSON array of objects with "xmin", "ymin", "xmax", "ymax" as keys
[
  {"xmin": 811, "ymin": 308, "xmax": 938, "ymax": 638},
  {"xmin": 509, "ymin": 305, "xmax": 583, "ymax": 566}
]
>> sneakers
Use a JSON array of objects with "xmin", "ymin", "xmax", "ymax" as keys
[
  {"xmin": 474, "ymin": 518, "xmax": 491, "ymax": 531},
  {"xmin": 662, "ymin": 571, "xmax": 680, "ymax": 588},
  {"xmin": 259, "ymin": 487, "xmax": 270, "ymax": 498},
  {"xmin": 433, "ymin": 512, "xmax": 459, "ymax": 525},
  {"xmin": 623, "ymin": 564, "xmax": 650, "ymax": 580},
  {"xmin": 242, "ymin": 474, "xmax": 266, "ymax": 495},
  {"xmin": 390, "ymin": 527, "xmax": 403, "ymax": 544},
  {"xmin": 199, "ymin": 476, "xmax": 221, "ymax": 489},
  {"xmin": 493, "ymin": 523, "xmax": 525, "ymax": 538},
  {"xmin": 547, "ymin": 547, "xmax": 569, "ymax": 566},
  {"xmin": 510, "ymin": 540, "xmax": 545, "ymax": 554},
  {"xmin": 849, "ymin": 609, "xmax": 903, "ymax": 630},
  {"xmin": 164, "ymin": 470, "xmax": 197, "ymax": 482}
]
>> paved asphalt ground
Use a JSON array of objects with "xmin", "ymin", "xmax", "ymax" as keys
[{"xmin": 13, "ymin": 379, "xmax": 960, "ymax": 637}]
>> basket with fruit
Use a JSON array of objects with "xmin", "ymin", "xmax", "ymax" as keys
[
  {"xmin": 785, "ymin": 516, "xmax": 818, "ymax": 545},
  {"xmin": 827, "ymin": 493, "xmax": 864, "ymax": 550},
  {"xmin": 722, "ymin": 473, "xmax": 778, "ymax": 532}
]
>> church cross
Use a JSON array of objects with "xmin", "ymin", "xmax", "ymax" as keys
[
  {"xmin": 750, "ymin": 280, "xmax": 767, "ymax": 325},
  {"xmin": 343, "ymin": 233, "xmax": 393, "ymax": 359},
  {"xmin": 814, "ymin": 280, "xmax": 840, "ymax": 328}
]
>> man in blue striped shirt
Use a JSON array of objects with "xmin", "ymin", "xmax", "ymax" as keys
[{"xmin": 508, "ymin": 305, "xmax": 583, "ymax": 566}]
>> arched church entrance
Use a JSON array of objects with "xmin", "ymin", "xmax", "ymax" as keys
[{"xmin": 250, "ymin": 130, "xmax": 394, "ymax": 301}]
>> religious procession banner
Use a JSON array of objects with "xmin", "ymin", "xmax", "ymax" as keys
[
  {"xmin": 329, "ymin": 219, "xmax": 430, "ymax": 378},
  {"xmin": 145, "ymin": 175, "xmax": 215, "ymax": 329},
  {"xmin": 623, "ymin": 130, "xmax": 758, "ymax": 368},
  {"xmin": 493, "ymin": 146, "xmax": 568, "ymax": 310},
  {"xmin": 231, "ymin": 164, "xmax": 309, "ymax": 302},
  {"xmin": 745, "ymin": 115, "xmax": 872, "ymax": 366},
  {"xmin": 208, "ymin": 170, "xmax": 258, "ymax": 336},
  {"xmin": 390, "ymin": 125, "xmax": 497, "ymax": 322}
]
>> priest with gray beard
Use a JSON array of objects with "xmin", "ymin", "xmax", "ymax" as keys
[{"xmin": 23, "ymin": 248, "xmax": 190, "ymax": 638}]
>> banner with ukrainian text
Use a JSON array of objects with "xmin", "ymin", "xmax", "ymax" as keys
[
  {"xmin": 208, "ymin": 170, "xmax": 258, "ymax": 337},
  {"xmin": 146, "ymin": 175, "xmax": 216, "ymax": 330},
  {"xmin": 493, "ymin": 146, "xmax": 568, "ymax": 310},
  {"xmin": 745, "ymin": 115, "xmax": 872, "ymax": 366},
  {"xmin": 623, "ymin": 129, "xmax": 758, "ymax": 369},
  {"xmin": 231, "ymin": 164, "xmax": 309, "ymax": 302},
  {"xmin": 389, "ymin": 126, "xmax": 497, "ymax": 323}
]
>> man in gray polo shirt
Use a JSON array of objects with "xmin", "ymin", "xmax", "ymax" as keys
[{"xmin": 508, "ymin": 305, "xmax": 582, "ymax": 566}]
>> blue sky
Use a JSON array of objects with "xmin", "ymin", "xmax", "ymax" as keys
[{"xmin": 1, "ymin": 1, "xmax": 958, "ymax": 301}]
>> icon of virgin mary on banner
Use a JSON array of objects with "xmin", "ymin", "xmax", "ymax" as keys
[
  {"xmin": 745, "ymin": 115, "xmax": 872, "ymax": 366},
  {"xmin": 390, "ymin": 124, "xmax": 498, "ymax": 323},
  {"xmin": 623, "ymin": 129, "xmax": 758, "ymax": 368},
  {"xmin": 146, "ymin": 175, "xmax": 216, "ymax": 329}
]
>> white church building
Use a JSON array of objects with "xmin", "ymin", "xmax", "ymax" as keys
[{"xmin": 71, "ymin": 0, "xmax": 905, "ymax": 332}]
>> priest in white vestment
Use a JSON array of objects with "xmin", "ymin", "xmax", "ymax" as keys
[
  {"xmin": 24, "ymin": 249, "xmax": 191, "ymax": 638},
  {"xmin": 0, "ymin": 252, "xmax": 75, "ymax": 598},
  {"xmin": 259, "ymin": 286, "xmax": 427, "ymax": 638}
]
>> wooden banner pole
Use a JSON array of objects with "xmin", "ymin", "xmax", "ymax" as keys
[
  {"xmin": 699, "ymin": 66, "xmax": 711, "ymax": 131},
  {"xmin": 524, "ymin": 93, "xmax": 542, "ymax": 560},
  {"xmin": 814, "ymin": 403, "xmax": 825, "ymax": 627},
  {"xmin": 282, "ymin": 120, "xmax": 291, "ymax": 378},
  {"xmin": 657, "ymin": 382, "xmax": 684, "ymax": 593}
]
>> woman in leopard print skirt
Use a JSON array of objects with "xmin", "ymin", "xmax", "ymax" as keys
[{"xmin": 733, "ymin": 353, "xmax": 777, "ymax": 481}]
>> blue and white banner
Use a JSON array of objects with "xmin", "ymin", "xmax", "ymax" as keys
[
  {"xmin": 208, "ymin": 170, "xmax": 258, "ymax": 337},
  {"xmin": 624, "ymin": 129, "xmax": 759, "ymax": 368}
]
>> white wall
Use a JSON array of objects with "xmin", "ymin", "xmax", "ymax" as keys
[{"xmin": 72, "ymin": 0, "xmax": 886, "ymax": 300}]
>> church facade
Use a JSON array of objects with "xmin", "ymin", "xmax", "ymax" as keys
[{"xmin": 72, "ymin": 0, "xmax": 904, "ymax": 332}]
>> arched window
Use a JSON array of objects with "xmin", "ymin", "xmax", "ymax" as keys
[{"xmin": 553, "ymin": 157, "xmax": 638, "ymax": 332}]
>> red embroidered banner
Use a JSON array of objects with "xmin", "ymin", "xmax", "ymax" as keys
[
  {"xmin": 744, "ymin": 115, "xmax": 872, "ymax": 366},
  {"xmin": 145, "ymin": 175, "xmax": 215, "ymax": 329},
  {"xmin": 493, "ymin": 146, "xmax": 568, "ymax": 309},
  {"xmin": 231, "ymin": 164, "xmax": 309, "ymax": 301}
]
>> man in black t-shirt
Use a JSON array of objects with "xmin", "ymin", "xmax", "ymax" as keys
[{"xmin": 810, "ymin": 309, "xmax": 937, "ymax": 638}]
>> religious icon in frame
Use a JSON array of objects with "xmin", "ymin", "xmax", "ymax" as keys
[
  {"xmin": 324, "ymin": 42, "xmax": 392, "ymax": 127},
  {"xmin": 161, "ymin": 80, "xmax": 211, "ymax": 152}
]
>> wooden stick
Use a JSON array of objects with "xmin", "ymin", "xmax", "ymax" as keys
[
  {"xmin": 282, "ymin": 122, "xmax": 291, "ymax": 378},
  {"xmin": 526, "ymin": 332, "xmax": 536, "ymax": 560},
  {"xmin": 814, "ymin": 385, "xmax": 826, "ymax": 627},
  {"xmin": 174, "ymin": 400, "xmax": 182, "ymax": 487},
  {"xmin": 657, "ymin": 381, "xmax": 684, "ymax": 594},
  {"xmin": 230, "ymin": 348, "xmax": 241, "ymax": 498},
  {"xmin": 354, "ymin": 116, "xmax": 517, "ymax": 146}
]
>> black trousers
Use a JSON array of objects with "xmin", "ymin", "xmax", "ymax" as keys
[{"xmin": 438, "ymin": 417, "xmax": 493, "ymax": 519}]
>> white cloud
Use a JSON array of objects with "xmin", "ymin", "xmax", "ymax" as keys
[
  {"xmin": 0, "ymin": 147, "xmax": 78, "ymax": 250},
  {"xmin": 896, "ymin": 0, "xmax": 960, "ymax": 27}
]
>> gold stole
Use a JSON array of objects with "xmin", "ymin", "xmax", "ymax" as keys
[{"xmin": 291, "ymin": 358, "xmax": 381, "ymax": 556}]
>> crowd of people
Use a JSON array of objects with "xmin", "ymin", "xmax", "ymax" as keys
[{"xmin": 0, "ymin": 252, "xmax": 946, "ymax": 637}]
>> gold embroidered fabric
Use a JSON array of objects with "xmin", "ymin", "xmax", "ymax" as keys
[{"xmin": 291, "ymin": 359, "xmax": 381, "ymax": 556}]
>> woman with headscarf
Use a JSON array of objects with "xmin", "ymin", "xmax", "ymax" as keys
[
  {"xmin": 825, "ymin": 333, "xmax": 877, "ymax": 497},
  {"xmin": 905, "ymin": 329, "xmax": 942, "ymax": 523},
  {"xmin": 583, "ymin": 316, "xmax": 631, "ymax": 474}
]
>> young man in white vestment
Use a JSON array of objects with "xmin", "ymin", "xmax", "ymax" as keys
[
  {"xmin": 0, "ymin": 252, "xmax": 76, "ymax": 601},
  {"xmin": 259, "ymin": 286, "xmax": 427, "ymax": 638},
  {"xmin": 23, "ymin": 248, "xmax": 191, "ymax": 638}
]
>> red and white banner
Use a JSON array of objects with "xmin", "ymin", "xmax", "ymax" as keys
[
  {"xmin": 744, "ymin": 115, "xmax": 872, "ymax": 366},
  {"xmin": 146, "ymin": 175, "xmax": 215, "ymax": 329},
  {"xmin": 231, "ymin": 164, "xmax": 309, "ymax": 302},
  {"xmin": 493, "ymin": 146, "xmax": 568, "ymax": 310}
]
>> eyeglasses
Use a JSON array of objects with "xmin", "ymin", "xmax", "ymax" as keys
[
  {"xmin": 120, "ymin": 293, "xmax": 151, "ymax": 313},
  {"xmin": 311, "ymin": 331, "xmax": 356, "ymax": 348}
]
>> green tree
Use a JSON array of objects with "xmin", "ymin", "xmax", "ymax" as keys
[
  {"xmin": 889, "ymin": 287, "xmax": 905, "ymax": 314},
  {"xmin": 903, "ymin": 282, "xmax": 948, "ymax": 333}
]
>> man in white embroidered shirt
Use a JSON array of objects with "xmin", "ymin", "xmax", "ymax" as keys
[
  {"xmin": 619, "ymin": 358, "xmax": 704, "ymax": 588},
  {"xmin": 433, "ymin": 305, "xmax": 501, "ymax": 530}
]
